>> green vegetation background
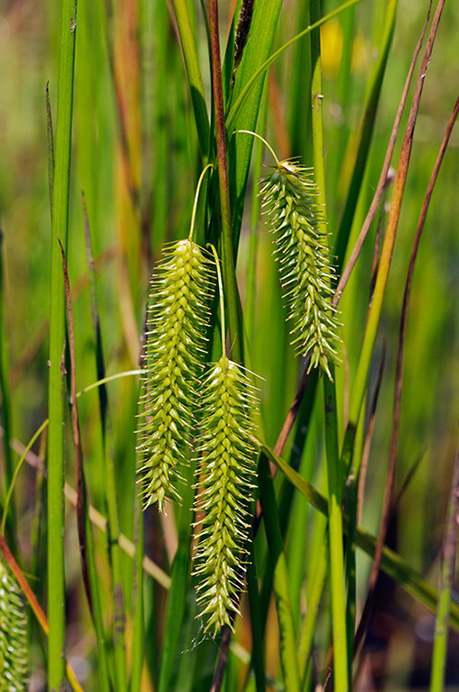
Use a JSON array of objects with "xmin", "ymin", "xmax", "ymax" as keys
[{"xmin": 0, "ymin": 0, "xmax": 458, "ymax": 688}]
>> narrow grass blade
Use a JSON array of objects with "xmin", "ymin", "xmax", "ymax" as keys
[
  {"xmin": 287, "ymin": 0, "xmax": 311, "ymax": 159},
  {"xmin": 259, "ymin": 442, "xmax": 459, "ymax": 632},
  {"xmin": 297, "ymin": 532, "xmax": 328, "ymax": 685},
  {"xmin": 244, "ymin": 79, "xmax": 268, "ymax": 343},
  {"xmin": 326, "ymin": 5, "xmax": 354, "ymax": 193},
  {"xmin": 333, "ymin": 0, "xmax": 432, "ymax": 306},
  {"xmin": 157, "ymin": 467, "xmax": 194, "ymax": 692},
  {"xmin": 226, "ymin": 0, "xmax": 363, "ymax": 134},
  {"xmin": 310, "ymin": 3, "xmax": 349, "ymax": 684},
  {"xmin": 345, "ymin": 0, "xmax": 445, "ymax": 442},
  {"xmin": 0, "ymin": 233, "xmax": 15, "ymax": 539},
  {"xmin": 334, "ymin": 0, "xmax": 398, "ymax": 271},
  {"xmin": 57, "ymin": 239, "xmax": 91, "ymax": 612},
  {"xmin": 147, "ymin": 0, "xmax": 174, "ymax": 248},
  {"xmin": 47, "ymin": 0, "xmax": 78, "ymax": 684},
  {"xmin": 245, "ymin": 537, "xmax": 265, "ymax": 692},
  {"xmin": 227, "ymin": 0, "xmax": 284, "ymax": 239},
  {"xmin": 81, "ymin": 194, "xmax": 108, "ymax": 430},
  {"xmin": 258, "ymin": 454, "xmax": 301, "ymax": 691},
  {"xmin": 46, "ymin": 83, "xmax": 55, "ymax": 219},
  {"xmin": 430, "ymin": 445, "xmax": 459, "ymax": 691},
  {"xmin": 170, "ymin": 0, "xmax": 210, "ymax": 158},
  {"xmin": 129, "ymin": 493, "xmax": 145, "ymax": 692},
  {"xmin": 323, "ymin": 374, "xmax": 350, "ymax": 690},
  {"xmin": 81, "ymin": 196, "xmax": 128, "ymax": 689},
  {"xmin": 58, "ymin": 238, "xmax": 111, "ymax": 691},
  {"xmin": 350, "ymin": 348, "xmax": 386, "ymax": 658}
]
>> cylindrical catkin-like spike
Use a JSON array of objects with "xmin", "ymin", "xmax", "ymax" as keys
[
  {"xmin": 0, "ymin": 561, "xmax": 29, "ymax": 691},
  {"xmin": 137, "ymin": 239, "xmax": 215, "ymax": 512},
  {"xmin": 261, "ymin": 161, "xmax": 341, "ymax": 379},
  {"xmin": 193, "ymin": 355, "xmax": 259, "ymax": 637}
]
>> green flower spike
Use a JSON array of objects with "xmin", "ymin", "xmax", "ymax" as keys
[
  {"xmin": 137, "ymin": 166, "xmax": 215, "ymax": 513},
  {"xmin": 261, "ymin": 158, "xmax": 341, "ymax": 379},
  {"xmin": 236, "ymin": 129, "xmax": 340, "ymax": 380},
  {"xmin": 0, "ymin": 560, "xmax": 29, "ymax": 691},
  {"xmin": 193, "ymin": 246, "xmax": 260, "ymax": 637}
]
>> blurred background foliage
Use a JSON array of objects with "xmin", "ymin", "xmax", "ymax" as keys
[{"xmin": 0, "ymin": 0, "xmax": 458, "ymax": 688}]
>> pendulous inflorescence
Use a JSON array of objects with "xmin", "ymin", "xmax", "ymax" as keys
[
  {"xmin": 0, "ymin": 560, "xmax": 29, "ymax": 691},
  {"xmin": 193, "ymin": 354, "xmax": 259, "ymax": 636},
  {"xmin": 137, "ymin": 238, "xmax": 215, "ymax": 512},
  {"xmin": 261, "ymin": 159, "xmax": 341, "ymax": 379}
]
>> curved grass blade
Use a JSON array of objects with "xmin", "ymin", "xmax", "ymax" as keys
[
  {"xmin": 226, "ymin": 0, "xmax": 363, "ymax": 135},
  {"xmin": 333, "ymin": 0, "xmax": 398, "ymax": 271},
  {"xmin": 345, "ymin": 0, "xmax": 445, "ymax": 448},
  {"xmin": 227, "ymin": 0, "xmax": 284, "ymax": 242},
  {"xmin": 259, "ymin": 442, "xmax": 459, "ymax": 632},
  {"xmin": 0, "ymin": 534, "xmax": 84, "ymax": 692},
  {"xmin": 170, "ymin": 0, "xmax": 210, "ymax": 158}
]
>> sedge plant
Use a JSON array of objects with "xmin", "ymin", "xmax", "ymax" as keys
[{"xmin": 2, "ymin": 0, "xmax": 459, "ymax": 690}]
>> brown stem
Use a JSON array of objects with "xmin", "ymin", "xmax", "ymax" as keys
[
  {"xmin": 208, "ymin": 0, "xmax": 242, "ymax": 364},
  {"xmin": 354, "ymin": 41, "xmax": 457, "ymax": 662},
  {"xmin": 57, "ymin": 237, "xmax": 94, "ymax": 621},
  {"xmin": 333, "ymin": 1, "xmax": 432, "ymax": 309}
]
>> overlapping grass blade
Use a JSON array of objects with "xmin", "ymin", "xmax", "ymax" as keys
[
  {"xmin": 47, "ymin": 0, "xmax": 78, "ymax": 683},
  {"xmin": 170, "ymin": 0, "xmax": 210, "ymax": 158},
  {"xmin": 259, "ymin": 442, "xmax": 459, "ymax": 632},
  {"xmin": 257, "ymin": 454, "xmax": 301, "ymax": 691},
  {"xmin": 334, "ymin": 0, "xmax": 398, "ymax": 270}
]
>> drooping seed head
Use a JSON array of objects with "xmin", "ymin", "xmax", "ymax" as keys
[
  {"xmin": 137, "ymin": 239, "xmax": 215, "ymax": 512},
  {"xmin": 193, "ymin": 355, "xmax": 260, "ymax": 636},
  {"xmin": 261, "ymin": 160, "xmax": 341, "ymax": 379}
]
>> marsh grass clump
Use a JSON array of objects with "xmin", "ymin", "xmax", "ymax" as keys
[
  {"xmin": 137, "ymin": 238, "xmax": 215, "ymax": 512},
  {"xmin": 261, "ymin": 159, "xmax": 341, "ymax": 379},
  {"xmin": 0, "ymin": 560, "xmax": 28, "ymax": 691}
]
